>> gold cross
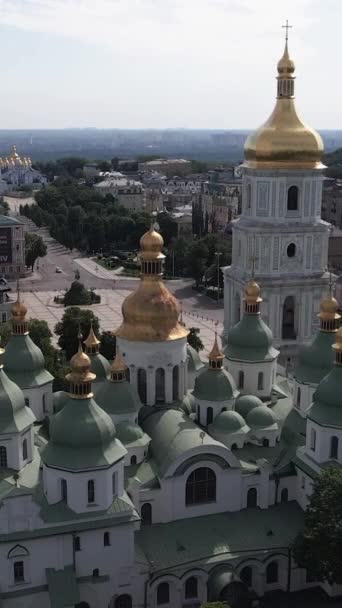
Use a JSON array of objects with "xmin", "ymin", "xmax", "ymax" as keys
[{"xmin": 282, "ymin": 19, "xmax": 293, "ymax": 43}]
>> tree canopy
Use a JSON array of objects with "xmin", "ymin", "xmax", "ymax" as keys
[
  {"xmin": 293, "ymin": 467, "xmax": 342, "ymax": 584},
  {"xmin": 55, "ymin": 307, "xmax": 100, "ymax": 361},
  {"xmin": 188, "ymin": 327, "xmax": 204, "ymax": 352},
  {"xmin": 25, "ymin": 232, "xmax": 47, "ymax": 271}
]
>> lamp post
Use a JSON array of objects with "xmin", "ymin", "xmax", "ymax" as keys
[{"xmin": 214, "ymin": 252, "xmax": 222, "ymax": 303}]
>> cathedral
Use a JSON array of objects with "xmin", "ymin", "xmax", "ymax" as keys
[
  {"xmin": 0, "ymin": 146, "xmax": 46, "ymax": 194},
  {"xmin": 0, "ymin": 36, "xmax": 341, "ymax": 608}
]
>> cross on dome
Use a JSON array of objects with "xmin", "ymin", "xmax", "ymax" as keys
[{"xmin": 282, "ymin": 19, "xmax": 293, "ymax": 43}]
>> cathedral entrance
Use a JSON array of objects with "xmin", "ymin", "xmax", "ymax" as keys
[{"xmin": 282, "ymin": 296, "xmax": 296, "ymax": 340}]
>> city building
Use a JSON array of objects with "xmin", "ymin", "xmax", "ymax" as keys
[
  {"xmin": 0, "ymin": 215, "xmax": 25, "ymax": 279},
  {"xmin": 138, "ymin": 158, "xmax": 192, "ymax": 177},
  {"xmin": 0, "ymin": 146, "xmax": 46, "ymax": 194},
  {"xmin": 93, "ymin": 172, "xmax": 145, "ymax": 211},
  {"xmin": 223, "ymin": 36, "xmax": 331, "ymax": 363}
]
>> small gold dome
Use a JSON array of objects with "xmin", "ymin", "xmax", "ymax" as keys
[
  {"xmin": 70, "ymin": 347, "xmax": 91, "ymax": 374},
  {"xmin": 11, "ymin": 298, "xmax": 27, "ymax": 320},
  {"xmin": 111, "ymin": 352, "xmax": 127, "ymax": 373},
  {"xmin": 320, "ymin": 296, "xmax": 338, "ymax": 315},
  {"xmin": 140, "ymin": 227, "xmax": 164, "ymax": 253},
  {"xmin": 84, "ymin": 324, "xmax": 100, "ymax": 349},
  {"xmin": 209, "ymin": 332, "xmax": 224, "ymax": 364},
  {"xmin": 244, "ymin": 279, "xmax": 262, "ymax": 303},
  {"xmin": 244, "ymin": 40, "xmax": 324, "ymax": 170}
]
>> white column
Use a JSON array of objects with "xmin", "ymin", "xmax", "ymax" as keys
[
  {"xmin": 179, "ymin": 361, "xmax": 186, "ymax": 399},
  {"xmin": 147, "ymin": 367, "xmax": 155, "ymax": 406},
  {"xmin": 165, "ymin": 364, "xmax": 173, "ymax": 403}
]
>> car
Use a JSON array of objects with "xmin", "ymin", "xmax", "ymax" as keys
[{"xmin": 55, "ymin": 267, "xmax": 62, "ymax": 273}]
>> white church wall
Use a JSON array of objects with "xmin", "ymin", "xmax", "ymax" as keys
[
  {"xmin": 23, "ymin": 383, "xmax": 53, "ymax": 422},
  {"xmin": 227, "ymin": 359, "xmax": 276, "ymax": 398}
]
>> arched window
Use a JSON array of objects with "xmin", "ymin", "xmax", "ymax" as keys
[
  {"xmin": 173, "ymin": 366, "xmax": 179, "ymax": 401},
  {"xmin": 115, "ymin": 595, "xmax": 132, "ymax": 608},
  {"xmin": 287, "ymin": 243, "xmax": 296, "ymax": 258},
  {"xmin": 22, "ymin": 439, "xmax": 28, "ymax": 461},
  {"xmin": 257, "ymin": 372, "xmax": 264, "ymax": 390},
  {"xmin": 61, "ymin": 478, "xmax": 67, "ymax": 502},
  {"xmin": 130, "ymin": 455, "xmax": 137, "ymax": 465},
  {"xmin": 330, "ymin": 436, "xmax": 339, "ymax": 459},
  {"xmin": 231, "ymin": 443, "xmax": 238, "ymax": 450},
  {"xmin": 87, "ymin": 480, "xmax": 95, "ymax": 504},
  {"xmin": 157, "ymin": 582, "xmax": 170, "ymax": 605},
  {"xmin": 185, "ymin": 576, "xmax": 198, "ymax": 599},
  {"xmin": 0, "ymin": 446, "xmax": 7, "ymax": 468},
  {"xmin": 186, "ymin": 467, "xmax": 216, "ymax": 505},
  {"xmin": 137, "ymin": 368, "xmax": 147, "ymax": 404},
  {"xmin": 246, "ymin": 183, "xmax": 252, "ymax": 210},
  {"xmin": 238, "ymin": 371, "xmax": 244, "ymax": 389},
  {"xmin": 141, "ymin": 502, "xmax": 152, "ymax": 526},
  {"xmin": 24, "ymin": 397, "xmax": 30, "ymax": 408},
  {"xmin": 14, "ymin": 561, "xmax": 24, "ymax": 583},
  {"xmin": 112, "ymin": 473, "xmax": 116, "ymax": 496},
  {"xmin": 247, "ymin": 487, "xmax": 257, "ymax": 508},
  {"xmin": 156, "ymin": 368, "xmax": 165, "ymax": 403},
  {"xmin": 266, "ymin": 561, "xmax": 278, "ymax": 584},
  {"xmin": 42, "ymin": 394, "xmax": 47, "ymax": 414},
  {"xmin": 92, "ymin": 568, "xmax": 99, "ymax": 578},
  {"xmin": 263, "ymin": 438, "xmax": 269, "ymax": 447},
  {"xmin": 206, "ymin": 407, "xmax": 213, "ymax": 426},
  {"xmin": 282, "ymin": 296, "xmax": 296, "ymax": 340},
  {"xmin": 197, "ymin": 404, "xmax": 200, "ymax": 420},
  {"xmin": 281, "ymin": 488, "xmax": 288, "ymax": 502},
  {"xmin": 103, "ymin": 531, "xmax": 110, "ymax": 546},
  {"xmin": 74, "ymin": 536, "xmax": 81, "ymax": 551},
  {"xmin": 310, "ymin": 428, "xmax": 316, "ymax": 451},
  {"xmin": 296, "ymin": 387, "xmax": 301, "ymax": 408},
  {"xmin": 240, "ymin": 566, "xmax": 252, "ymax": 588},
  {"xmin": 287, "ymin": 185, "xmax": 298, "ymax": 211}
]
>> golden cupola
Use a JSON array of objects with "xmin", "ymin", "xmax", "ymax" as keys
[
  {"xmin": 244, "ymin": 28, "xmax": 324, "ymax": 170},
  {"xmin": 66, "ymin": 337, "xmax": 96, "ymax": 399},
  {"xmin": 116, "ymin": 226, "xmax": 188, "ymax": 342},
  {"xmin": 208, "ymin": 332, "xmax": 224, "ymax": 370},
  {"xmin": 318, "ymin": 294, "xmax": 340, "ymax": 333},
  {"xmin": 11, "ymin": 282, "xmax": 28, "ymax": 335},
  {"xmin": 244, "ymin": 279, "xmax": 262, "ymax": 314}
]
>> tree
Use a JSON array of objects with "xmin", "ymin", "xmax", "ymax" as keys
[
  {"xmin": 55, "ymin": 307, "xmax": 100, "ymax": 360},
  {"xmin": 293, "ymin": 468, "xmax": 342, "ymax": 584},
  {"xmin": 111, "ymin": 157, "xmax": 119, "ymax": 171},
  {"xmin": 187, "ymin": 327, "xmax": 204, "ymax": 352},
  {"xmin": 99, "ymin": 331, "xmax": 116, "ymax": 360},
  {"xmin": 186, "ymin": 241, "xmax": 208, "ymax": 288},
  {"xmin": 64, "ymin": 281, "xmax": 91, "ymax": 306},
  {"xmin": 25, "ymin": 233, "xmax": 47, "ymax": 271},
  {"xmin": 157, "ymin": 211, "xmax": 177, "ymax": 245},
  {"xmin": 27, "ymin": 320, "xmax": 67, "ymax": 391},
  {"xmin": 0, "ymin": 322, "xmax": 12, "ymax": 347}
]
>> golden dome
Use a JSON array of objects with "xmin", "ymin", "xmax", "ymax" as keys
[
  {"xmin": 244, "ymin": 279, "xmax": 262, "ymax": 303},
  {"xmin": 244, "ymin": 39, "xmax": 324, "ymax": 170},
  {"xmin": 116, "ymin": 226, "xmax": 188, "ymax": 342},
  {"xmin": 67, "ymin": 341, "xmax": 96, "ymax": 387},
  {"xmin": 84, "ymin": 323, "xmax": 100, "ymax": 350},
  {"xmin": 320, "ymin": 295, "xmax": 339, "ymax": 316},
  {"xmin": 11, "ymin": 291, "xmax": 27, "ymax": 320},
  {"xmin": 209, "ymin": 332, "xmax": 224, "ymax": 366}
]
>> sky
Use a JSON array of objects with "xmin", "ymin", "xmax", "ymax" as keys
[{"xmin": 0, "ymin": 0, "xmax": 340, "ymax": 129}]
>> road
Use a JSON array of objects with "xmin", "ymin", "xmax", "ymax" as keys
[{"xmin": 14, "ymin": 215, "xmax": 224, "ymax": 326}]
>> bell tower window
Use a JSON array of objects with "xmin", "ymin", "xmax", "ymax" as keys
[{"xmin": 287, "ymin": 186, "xmax": 298, "ymax": 211}]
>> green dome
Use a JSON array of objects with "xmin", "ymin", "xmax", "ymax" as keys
[
  {"xmin": 246, "ymin": 405, "xmax": 278, "ymax": 429},
  {"xmin": 295, "ymin": 331, "xmax": 335, "ymax": 385},
  {"xmin": 226, "ymin": 314, "xmax": 278, "ymax": 362},
  {"xmin": 53, "ymin": 391, "xmax": 67, "ymax": 414},
  {"xmin": 211, "ymin": 410, "xmax": 249, "ymax": 433},
  {"xmin": 0, "ymin": 366, "xmax": 35, "ymax": 433},
  {"xmin": 96, "ymin": 377, "xmax": 141, "ymax": 415},
  {"xmin": 187, "ymin": 344, "xmax": 205, "ymax": 373},
  {"xmin": 116, "ymin": 421, "xmax": 144, "ymax": 444},
  {"xmin": 235, "ymin": 394, "xmax": 263, "ymax": 418},
  {"xmin": 4, "ymin": 335, "xmax": 53, "ymax": 388},
  {"xmin": 89, "ymin": 353, "xmax": 110, "ymax": 380},
  {"xmin": 308, "ymin": 366, "xmax": 342, "ymax": 427},
  {"xmin": 193, "ymin": 368, "xmax": 237, "ymax": 402},
  {"xmin": 41, "ymin": 396, "xmax": 126, "ymax": 470}
]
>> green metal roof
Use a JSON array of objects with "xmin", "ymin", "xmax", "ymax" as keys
[
  {"xmin": 225, "ymin": 314, "xmax": 278, "ymax": 362},
  {"xmin": 89, "ymin": 353, "xmax": 110, "ymax": 380},
  {"xmin": 193, "ymin": 367, "xmax": 237, "ymax": 402},
  {"xmin": 4, "ymin": 334, "xmax": 53, "ymax": 388},
  {"xmin": 136, "ymin": 502, "xmax": 304, "ymax": 572},
  {"xmin": 246, "ymin": 406, "xmax": 278, "ymax": 430},
  {"xmin": 235, "ymin": 395, "xmax": 263, "ymax": 418},
  {"xmin": 0, "ymin": 366, "xmax": 35, "ymax": 433},
  {"xmin": 116, "ymin": 420, "xmax": 150, "ymax": 446},
  {"xmin": 52, "ymin": 391, "xmax": 68, "ymax": 414},
  {"xmin": 41, "ymin": 396, "xmax": 126, "ymax": 470},
  {"xmin": 308, "ymin": 365, "xmax": 342, "ymax": 427},
  {"xmin": 187, "ymin": 344, "xmax": 205, "ymax": 373},
  {"xmin": 46, "ymin": 566, "xmax": 79, "ymax": 608},
  {"xmin": 141, "ymin": 406, "xmax": 229, "ymax": 477},
  {"xmin": 210, "ymin": 410, "xmax": 249, "ymax": 434},
  {"xmin": 96, "ymin": 378, "xmax": 142, "ymax": 415},
  {"xmin": 0, "ymin": 215, "xmax": 23, "ymax": 225},
  {"xmin": 294, "ymin": 331, "xmax": 335, "ymax": 385}
]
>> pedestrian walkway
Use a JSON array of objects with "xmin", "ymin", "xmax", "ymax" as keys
[{"xmin": 15, "ymin": 289, "xmax": 221, "ymax": 356}]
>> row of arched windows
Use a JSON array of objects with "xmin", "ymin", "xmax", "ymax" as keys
[
  {"xmin": 60, "ymin": 473, "xmax": 117, "ymax": 504},
  {"xmin": 74, "ymin": 531, "xmax": 111, "ymax": 552},
  {"xmin": 238, "ymin": 371, "xmax": 264, "ymax": 391},
  {"xmin": 310, "ymin": 430, "xmax": 339, "ymax": 459},
  {"xmin": 156, "ymin": 576, "xmax": 198, "ymax": 604},
  {"xmin": 245, "ymin": 184, "xmax": 299, "ymax": 213},
  {"xmin": 0, "ymin": 441, "xmax": 28, "ymax": 468},
  {"xmin": 240, "ymin": 560, "xmax": 279, "ymax": 588},
  {"xmin": 246, "ymin": 486, "xmax": 288, "ymax": 507},
  {"xmin": 137, "ymin": 366, "xmax": 180, "ymax": 404}
]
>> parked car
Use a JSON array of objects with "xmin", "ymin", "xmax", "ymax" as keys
[{"xmin": 55, "ymin": 267, "xmax": 62, "ymax": 273}]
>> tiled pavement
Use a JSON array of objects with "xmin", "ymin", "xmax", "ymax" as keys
[{"xmin": 19, "ymin": 289, "xmax": 222, "ymax": 356}]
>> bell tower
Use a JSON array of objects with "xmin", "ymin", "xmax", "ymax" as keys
[{"xmin": 223, "ymin": 27, "xmax": 331, "ymax": 362}]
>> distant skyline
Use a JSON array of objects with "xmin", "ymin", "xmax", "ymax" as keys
[{"xmin": 0, "ymin": 0, "xmax": 340, "ymax": 130}]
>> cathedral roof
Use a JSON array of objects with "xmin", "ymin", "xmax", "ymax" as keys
[
  {"xmin": 209, "ymin": 410, "xmax": 249, "ymax": 435},
  {"xmin": 116, "ymin": 226, "xmax": 188, "ymax": 342},
  {"xmin": 246, "ymin": 406, "xmax": 278, "ymax": 430},
  {"xmin": 0, "ymin": 364, "xmax": 35, "ymax": 434},
  {"xmin": 95, "ymin": 374, "xmax": 142, "ymax": 416},
  {"xmin": 235, "ymin": 394, "xmax": 263, "ymax": 418},
  {"xmin": 243, "ymin": 36, "xmax": 324, "ymax": 170},
  {"xmin": 226, "ymin": 314, "xmax": 278, "ymax": 362},
  {"xmin": 294, "ymin": 331, "xmax": 336, "ymax": 385},
  {"xmin": 89, "ymin": 352, "xmax": 110, "ymax": 381},
  {"xmin": 116, "ymin": 421, "xmax": 150, "ymax": 446},
  {"xmin": 4, "ymin": 334, "xmax": 53, "ymax": 388},
  {"xmin": 193, "ymin": 366, "xmax": 237, "ymax": 402},
  {"xmin": 187, "ymin": 344, "xmax": 205, "ymax": 373}
]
